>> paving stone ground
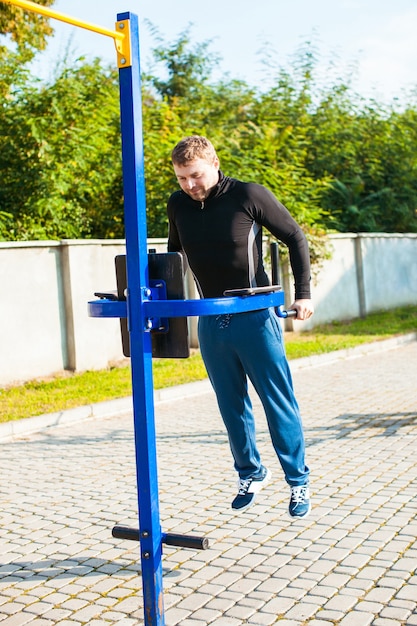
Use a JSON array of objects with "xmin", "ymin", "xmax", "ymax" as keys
[{"xmin": 1, "ymin": 340, "xmax": 417, "ymax": 625}]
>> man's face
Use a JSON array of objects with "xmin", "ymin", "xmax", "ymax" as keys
[{"xmin": 173, "ymin": 157, "xmax": 220, "ymax": 202}]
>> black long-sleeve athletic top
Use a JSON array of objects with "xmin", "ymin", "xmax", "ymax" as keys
[{"xmin": 167, "ymin": 171, "xmax": 311, "ymax": 300}]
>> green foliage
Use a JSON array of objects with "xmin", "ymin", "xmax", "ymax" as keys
[
  {"xmin": 141, "ymin": 33, "xmax": 330, "ymax": 250},
  {"xmin": 0, "ymin": 0, "xmax": 54, "ymax": 56},
  {"xmin": 0, "ymin": 60, "xmax": 123, "ymax": 240},
  {"xmin": 0, "ymin": 22, "xmax": 416, "ymax": 246},
  {"xmin": 306, "ymin": 91, "xmax": 417, "ymax": 233},
  {"xmin": 0, "ymin": 0, "xmax": 55, "ymax": 96},
  {"xmin": 144, "ymin": 23, "xmax": 220, "ymax": 101},
  {"xmin": 141, "ymin": 95, "xmax": 183, "ymax": 237}
]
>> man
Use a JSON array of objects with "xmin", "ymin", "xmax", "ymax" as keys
[{"xmin": 167, "ymin": 135, "xmax": 314, "ymax": 518}]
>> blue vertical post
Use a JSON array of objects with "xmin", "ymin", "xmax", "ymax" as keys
[{"xmin": 117, "ymin": 12, "xmax": 164, "ymax": 625}]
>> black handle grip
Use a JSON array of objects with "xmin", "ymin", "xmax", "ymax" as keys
[
  {"xmin": 112, "ymin": 526, "xmax": 209, "ymax": 550},
  {"xmin": 163, "ymin": 533, "xmax": 209, "ymax": 550}
]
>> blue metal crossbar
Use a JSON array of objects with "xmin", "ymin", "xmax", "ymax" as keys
[{"xmin": 88, "ymin": 289, "xmax": 290, "ymax": 320}]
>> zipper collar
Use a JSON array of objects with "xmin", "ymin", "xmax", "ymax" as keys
[
  {"xmin": 199, "ymin": 170, "xmax": 227, "ymax": 209},
  {"xmin": 210, "ymin": 170, "xmax": 227, "ymax": 198}
]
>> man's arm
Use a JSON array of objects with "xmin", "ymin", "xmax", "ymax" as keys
[
  {"xmin": 250, "ymin": 185, "xmax": 311, "ymax": 292},
  {"xmin": 248, "ymin": 183, "xmax": 314, "ymax": 320}
]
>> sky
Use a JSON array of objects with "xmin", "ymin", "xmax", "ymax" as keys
[{"xmin": 28, "ymin": 0, "xmax": 417, "ymax": 105}]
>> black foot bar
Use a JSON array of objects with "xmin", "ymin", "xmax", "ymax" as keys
[{"xmin": 112, "ymin": 525, "xmax": 209, "ymax": 550}]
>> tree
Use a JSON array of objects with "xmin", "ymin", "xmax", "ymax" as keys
[
  {"xmin": 0, "ymin": 59, "xmax": 123, "ymax": 240},
  {"xmin": 0, "ymin": 0, "xmax": 55, "ymax": 98},
  {"xmin": 306, "ymin": 84, "xmax": 417, "ymax": 233},
  {"xmin": 0, "ymin": 0, "xmax": 55, "ymax": 96},
  {"xmin": 0, "ymin": 0, "xmax": 54, "ymax": 57},
  {"xmin": 144, "ymin": 23, "xmax": 219, "ymax": 103},
  {"xmin": 141, "ymin": 33, "xmax": 331, "ymax": 248},
  {"xmin": 2, "ymin": 21, "xmax": 416, "ymax": 245}
]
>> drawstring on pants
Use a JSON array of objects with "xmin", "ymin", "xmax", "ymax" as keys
[{"xmin": 216, "ymin": 313, "xmax": 233, "ymax": 329}]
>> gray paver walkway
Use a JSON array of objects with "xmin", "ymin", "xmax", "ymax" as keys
[{"xmin": 1, "ymin": 339, "xmax": 417, "ymax": 625}]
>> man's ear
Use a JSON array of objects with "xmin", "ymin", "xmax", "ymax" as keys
[{"xmin": 214, "ymin": 156, "xmax": 220, "ymax": 169}]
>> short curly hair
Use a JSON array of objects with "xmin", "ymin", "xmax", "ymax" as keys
[{"xmin": 171, "ymin": 135, "xmax": 218, "ymax": 166}]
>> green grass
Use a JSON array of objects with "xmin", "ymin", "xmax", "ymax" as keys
[
  {"xmin": 1, "ymin": 305, "xmax": 416, "ymax": 423},
  {"xmin": 284, "ymin": 304, "xmax": 417, "ymax": 359}
]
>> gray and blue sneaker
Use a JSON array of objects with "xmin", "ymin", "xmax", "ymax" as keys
[
  {"xmin": 232, "ymin": 467, "xmax": 271, "ymax": 512},
  {"xmin": 288, "ymin": 483, "xmax": 311, "ymax": 518}
]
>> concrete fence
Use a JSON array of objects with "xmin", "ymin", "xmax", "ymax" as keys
[{"xmin": 1, "ymin": 233, "xmax": 416, "ymax": 386}]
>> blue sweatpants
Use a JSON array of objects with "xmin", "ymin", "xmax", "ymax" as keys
[{"xmin": 198, "ymin": 308, "xmax": 309, "ymax": 486}]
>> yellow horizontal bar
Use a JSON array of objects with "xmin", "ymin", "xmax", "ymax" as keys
[{"xmin": 3, "ymin": 0, "xmax": 124, "ymax": 42}]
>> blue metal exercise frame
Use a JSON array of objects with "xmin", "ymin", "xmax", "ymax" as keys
[
  {"xmin": 88, "ymin": 11, "xmax": 292, "ymax": 625},
  {"xmin": 3, "ymin": 2, "xmax": 292, "ymax": 624}
]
